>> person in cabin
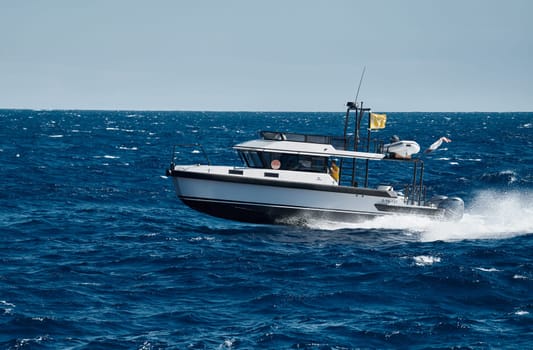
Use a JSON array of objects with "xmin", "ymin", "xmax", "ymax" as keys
[{"xmin": 330, "ymin": 159, "xmax": 340, "ymax": 183}]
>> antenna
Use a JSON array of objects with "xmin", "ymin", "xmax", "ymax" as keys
[{"xmin": 354, "ymin": 66, "xmax": 366, "ymax": 106}]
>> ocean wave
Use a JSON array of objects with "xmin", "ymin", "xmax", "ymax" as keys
[
  {"xmin": 93, "ymin": 155, "xmax": 120, "ymax": 159},
  {"xmin": 412, "ymin": 255, "xmax": 441, "ymax": 266},
  {"xmin": 480, "ymin": 170, "xmax": 519, "ymax": 184}
]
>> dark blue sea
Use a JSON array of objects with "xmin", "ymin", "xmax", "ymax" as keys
[{"xmin": 1, "ymin": 109, "xmax": 532, "ymax": 349}]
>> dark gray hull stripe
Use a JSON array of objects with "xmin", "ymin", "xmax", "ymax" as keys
[{"xmin": 179, "ymin": 196, "xmax": 382, "ymax": 224}]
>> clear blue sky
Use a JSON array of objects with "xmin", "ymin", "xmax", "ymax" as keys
[{"xmin": 1, "ymin": 0, "xmax": 532, "ymax": 111}]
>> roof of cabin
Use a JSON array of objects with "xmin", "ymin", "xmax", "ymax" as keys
[{"xmin": 233, "ymin": 139, "xmax": 385, "ymax": 160}]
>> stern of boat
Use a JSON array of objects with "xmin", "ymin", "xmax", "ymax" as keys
[{"xmin": 427, "ymin": 195, "xmax": 465, "ymax": 221}]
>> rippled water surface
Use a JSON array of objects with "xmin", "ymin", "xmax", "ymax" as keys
[{"xmin": 0, "ymin": 109, "xmax": 532, "ymax": 349}]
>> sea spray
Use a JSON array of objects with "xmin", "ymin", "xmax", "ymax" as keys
[
  {"xmin": 420, "ymin": 190, "xmax": 533, "ymax": 242},
  {"xmin": 304, "ymin": 190, "xmax": 533, "ymax": 242}
]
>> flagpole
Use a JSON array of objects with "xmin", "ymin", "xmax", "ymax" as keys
[
  {"xmin": 354, "ymin": 66, "xmax": 366, "ymax": 106},
  {"xmin": 364, "ymin": 106, "xmax": 372, "ymax": 187},
  {"xmin": 350, "ymin": 67, "xmax": 368, "ymax": 188},
  {"xmin": 353, "ymin": 66, "xmax": 366, "ymax": 151}
]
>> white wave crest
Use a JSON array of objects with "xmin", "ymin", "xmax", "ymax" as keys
[
  {"xmin": 413, "ymin": 255, "xmax": 441, "ymax": 266},
  {"xmin": 515, "ymin": 310, "xmax": 529, "ymax": 316},
  {"xmin": 93, "ymin": 155, "xmax": 120, "ymax": 159}
]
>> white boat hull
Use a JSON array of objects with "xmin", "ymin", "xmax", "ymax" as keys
[{"xmin": 168, "ymin": 165, "xmax": 445, "ymax": 224}]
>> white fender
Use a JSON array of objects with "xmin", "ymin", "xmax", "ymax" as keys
[{"xmin": 384, "ymin": 140, "xmax": 420, "ymax": 158}]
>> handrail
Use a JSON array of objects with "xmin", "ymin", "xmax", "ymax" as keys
[
  {"xmin": 170, "ymin": 143, "xmax": 211, "ymax": 166},
  {"xmin": 402, "ymin": 159, "xmax": 426, "ymax": 205}
]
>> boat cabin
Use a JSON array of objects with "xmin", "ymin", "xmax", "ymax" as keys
[
  {"xmin": 231, "ymin": 102, "xmax": 428, "ymax": 205},
  {"xmin": 233, "ymin": 129, "xmax": 387, "ymax": 188}
]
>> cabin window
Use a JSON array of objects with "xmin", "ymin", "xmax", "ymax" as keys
[
  {"xmin": 263, "ymin": 152, "xmax": 327, "ymax": 173},
  {"xmin": 239, "ymin": 151, "xmax": 327, "ymax": 172},
  {"xmin": 240, "ymin": 151, "xmax": 265, "ymax": 168}
]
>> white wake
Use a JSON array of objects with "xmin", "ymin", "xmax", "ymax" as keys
[{"xmin": 305, "ymin": 190, "xmax": 533, "ymax": 242}]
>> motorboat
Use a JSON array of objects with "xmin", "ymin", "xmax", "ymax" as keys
[{"xmin": 166, "ymin": 101, "xmax": 464, "ymax": 225}]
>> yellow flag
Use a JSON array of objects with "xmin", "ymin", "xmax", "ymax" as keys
[{"xmin": 370, "ymin": 113, "xmax": 387, "ymax": 129}]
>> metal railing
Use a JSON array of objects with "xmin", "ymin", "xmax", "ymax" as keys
[
  {"xmin": 169, "ymin": 143, "xmax": 211, "ymax": 166},
  {"xmin": 402, "ymin": 159, "xmax": 426, "ymax": 205},
  {"xmin": 404, "ymin": 183, "xmax": 427, "ymax": 205}
]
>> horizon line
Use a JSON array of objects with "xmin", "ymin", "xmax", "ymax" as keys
[{"xmin": 1, "ymin": 107, "xmax": 532, "ymax": 114}]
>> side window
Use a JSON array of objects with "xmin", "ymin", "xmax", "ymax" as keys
[
  {"xmin": 310, "ymin": 156, "xmax": 327, "ymax": 173},
  {"xmin": 240, "ymin": 151, "xmax": 265, "ymax": 168},
  {"xmin": 268, "ymin": 153, "xmax": 327, "ymax": 173},
  {"xmin": 293, "ymin": 156, "xmax": 327, "ymax": 173},
  {"xmin": 252, "ymin": 152, "xmax": 265, "ymax": 168},
  {"xmin": 263, "ymin": 152, "xmax": 282, "ymax": 169},
  {"xmin": 241, "ymin": 151, "xmax": 327, "ymax": 173}
]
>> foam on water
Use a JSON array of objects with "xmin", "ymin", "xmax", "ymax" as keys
[
  {"xmin": 412, "ymin": 255, "xmax": 441, "ymax": 266},
  {"xmin": 306, "ymin": 190, "xmax": 533, "ymax": 242},
  {"xmin": 421, "ymin": 190, "xmax": 533, "ymax": 242}
]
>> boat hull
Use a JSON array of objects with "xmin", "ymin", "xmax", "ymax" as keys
[{"xmin": 168, "ymin": 168, "xmax": 445, "ymax": 225}]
